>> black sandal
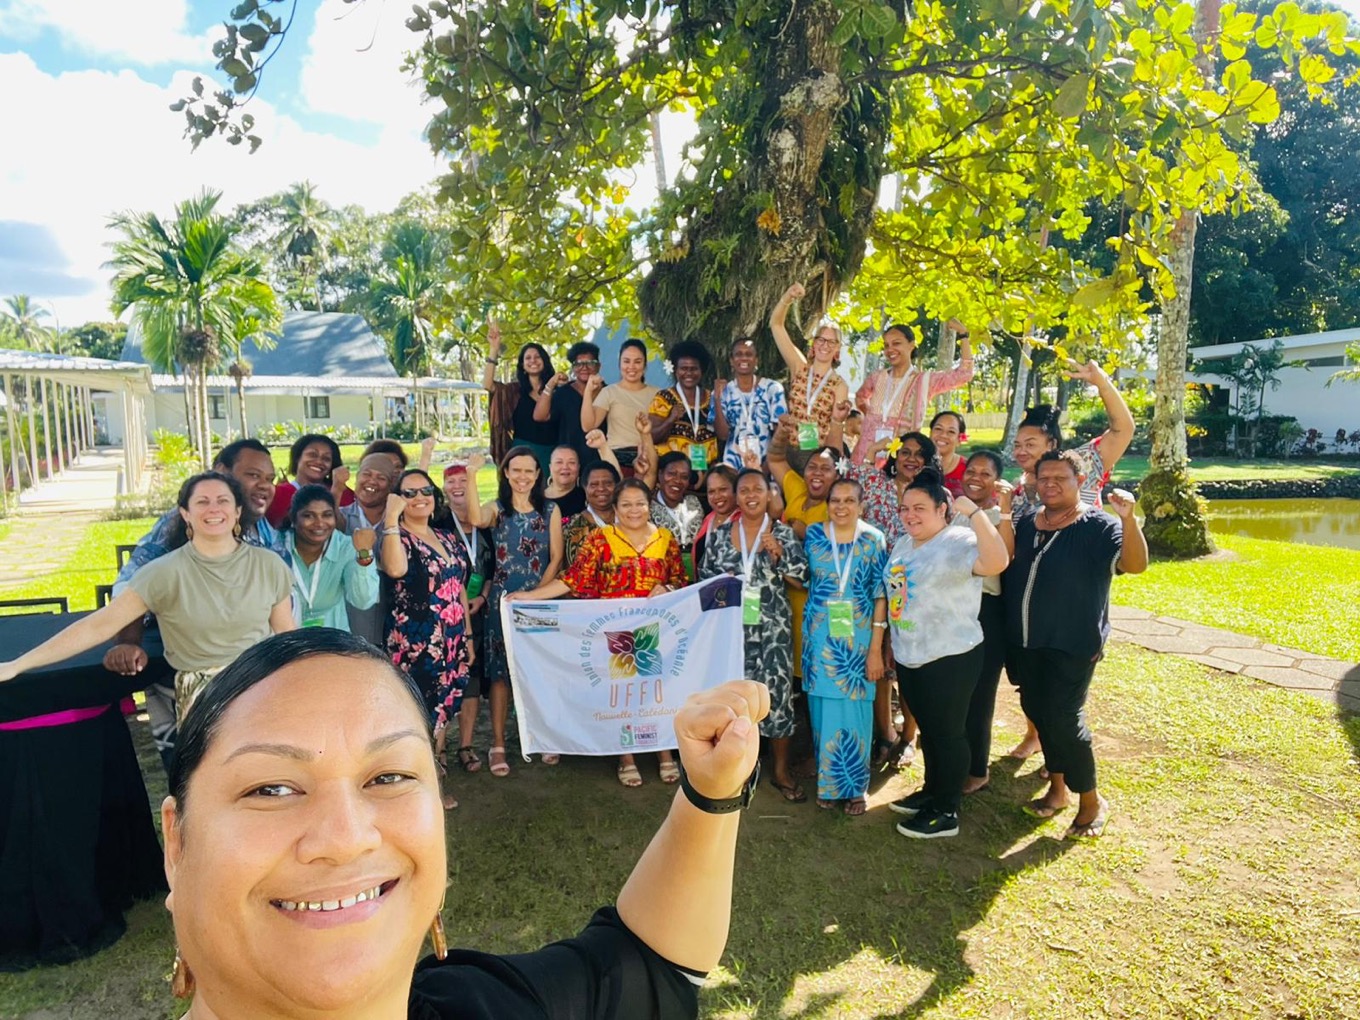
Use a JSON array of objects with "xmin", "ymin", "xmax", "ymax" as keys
[{"xmin": 456, "ymin": 746, "xmax": 482, "ymax": 773}]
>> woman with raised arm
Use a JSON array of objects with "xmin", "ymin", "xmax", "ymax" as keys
[
  {"xmin": 507, "ymin": 478, "xmax": 687, "ymax": 787},
  {"xmin": 699, "ymin": 469, "xmax": 810, "ymax": 803},
  {"xmin": 465, "ymin": 446, "xmax": 564, "ymax": 776},
  {"xmin": 441, "ymin": 463, "xmax": 495, "ymax": 776},
  {"xmin": 278, "ymin": 484, "xmax": 385, "ymax": 632},
  {"xmin": 649, "ymin": 340, "xmax": 718, "ymax": 477},
  {"xmin": 883, "ymin": 468, "xmax": 1010, "ymax": 840},
  {"xmin": 265, "ymin": 433, "xmax": 355, "ymax": 528},
  {"xmin": 581, "ymin": 338, "xmax": 659, "ymax": 473},
  {"xmin": 714, "ymin": 336, "xmax": 788, "ymax": 469},
  {"xmin": 850, "ymin": 322, "xmax": 974, "ymax": 465},
  {"xmin": 153, "ymin": 627, "xmax": 767, "ymax": 1018},
  {"xmin": 0, "ymin": 473, "xmax": 294, "ymax": 718},
  {"xmin": 769, "ymin": 283, "xmax": 849, "ymax": 450},
  {"xmin": 482, "ymin": 321, "xmax": 560, "ymax": 473}
]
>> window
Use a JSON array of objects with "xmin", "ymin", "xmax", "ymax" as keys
[
  {"xmin": 208, "ymin": 394, "xmax": 227, "ymax": 419},
  {"xmin": 305, "ymin": 396, "xmax": 331, "ymax": 419}
]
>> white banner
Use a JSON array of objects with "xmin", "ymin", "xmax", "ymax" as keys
[{"xmin": 503, "ymin": 575, "xmax": 747, "ymax": 756}]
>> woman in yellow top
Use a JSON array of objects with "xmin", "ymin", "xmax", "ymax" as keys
[
  {"xmin": 769, "ymin": 283, "xmax": 849, "ymax": 450},
  {"xmin": 648, "ymin": 340, "xmax": 718, "ymax": 475},
  {"xmin": 507, "ymin": 479, "xmax": 689, "ymax": 788}
]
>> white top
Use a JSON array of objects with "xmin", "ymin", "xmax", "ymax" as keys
[{"xmin": 883, "ymin": 526, "xmax": 983, "ymax": 667}]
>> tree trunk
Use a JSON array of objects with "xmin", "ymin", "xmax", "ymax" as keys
[
  {"xmin": 1002, "ymin": 340, "xmax": 1032, "ymax": 455},
  {"xmin": 237, "ymin": 379, "xmax": 249, "ymax": 438},
  {"xmin": 1140, "ymin": 0, "xmax": 1217, "ymax": 558}
]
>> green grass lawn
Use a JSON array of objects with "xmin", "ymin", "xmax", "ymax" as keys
[
  {"xmin": 2, "ymin": 643, "xmax": 1357, "ymax": 1019},
  {"xmin": 0, "ymin": 519, "xmax": 155, "ymax": 612},
  {"xmin": 1114, "ymin": 533, "xmax": 1360, "ymax": 661}
]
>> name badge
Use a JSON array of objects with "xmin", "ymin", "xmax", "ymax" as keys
[
  {"xmin": 827, "ymin": 598, "xmax": 854, "ymax": 640},
  {"xmin": 302, "ymin": 611, "xmax": 326, "ymax": 628},
  {"xmin": 797, "ymin": 421, "xmax": 820, "ymax": 450},
  {"xmin": 689, "ymin": 443, "xmax": 709, "ymax": 471},
  {"xmin": 682, "ymin": 551, "xmax": 695, "ymax": 582},
  {"xmin": 466, "ymin": 572, "xmax": 485, "ymax": 599},
  {"xmin": 875, "ymin": 428, "xmax": 894, "ymax": 443},
  {"xmin": 742, "ymin": 585, "xmax": 762, "ymax": 625}
]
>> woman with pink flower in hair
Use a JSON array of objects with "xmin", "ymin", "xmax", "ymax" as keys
[{"xmin": 387, "ymin": 467, "xmax": 475, "ymax": 810}]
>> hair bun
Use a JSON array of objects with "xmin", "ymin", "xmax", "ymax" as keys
[
  {"xmin": 914, "ymin": 466, "xmax": 944, "ymax": 486},
  {"xmin": 1021, "ymin": 404, "xmax": 1058, "ymax": 427}
]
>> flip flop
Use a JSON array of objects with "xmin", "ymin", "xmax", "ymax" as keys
[
  {"xmin": 769, "ymin": 779, "xmax": 807, "ymax": 803},
  {"xmin": 540, "ymin": 754, "xmax": 561, "ymax": 766},
  {"xmin": 843, "ymin": 797, "xmax": 867, "ymax": 816},
  {"xmin": 1022, "ymin": 798, "xmax": 1069, "ymax": 819},
  {"xmin": 1067, "ymin": 804, "xmax": 1110, "ymax": 841}
]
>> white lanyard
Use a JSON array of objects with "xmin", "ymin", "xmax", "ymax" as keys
[
  {"xmin": 827, "ymin": 521, "xmax": 862, "ymax": 597},
  {"xmin": 450, "ymin": 516, "xmax": 478, "ymax": 563},
  {"xmin": 732, "ymin": 378, "xmax": 759, "ymax": 434},
  {"xmin": 675, "ymin": 384, "xmax": 702, "ymax": 432},
  {"xmin": 587, "ymin": 506, "xmax": 608, "ymax": 527},
  {"xmin": 878, "ymin": 368, "xmax": 917, "ymax": 421},
  {"xmin": 804, "ymin": 367, "xmax": 833, "ymax": 414},
  {"xmin": 737, "ymin": 516, "xmax": 769, "ymax": 581},
  {"xmin": 289, "ymin": 538, "xmax": 326, "ymax": 612}
]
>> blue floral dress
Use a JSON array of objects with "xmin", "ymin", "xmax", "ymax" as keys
[
  {"xmin": 386, "ymin": 528, "xmax": 472, "ymax": 729},
  {"xmin": 485, "ymin": 501, "xmax": 557, "ymax": 682},
  {"xmin": 802, "ymin": 522, "xmax": 889, "ymax": 801}
]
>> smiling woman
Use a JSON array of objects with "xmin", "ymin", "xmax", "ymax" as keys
[{"xmin": 160, "ymin": 628, "xmax": 767, "ymax": 1019}]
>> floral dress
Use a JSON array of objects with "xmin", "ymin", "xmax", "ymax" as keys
[
  {"xmin": 699, "ymin": 519, "xmax": 809, "ymax": 739},
  {"xmin": 802, "ymin": 522, "xmax": 888, "ymax": 801},
  {"xmin": 485, "ymin": 501, "xmax": 556, "ymax": 681},
  {"xmin": 788, "ymin": 364, "xmax": 846, "ymax": 446},
  {"xmin": 561, "ymin": 526, "xmax": 687, "ymax": 598},
  {"xmin": 386, "ymin": 528, "xmax": 472, "ymax": 729},
  {"xmin": 849, "ymin": 462, "xmax": 905, "ymax": 546},
  {"xmin": 649, "ymin": 387, "xmax": 718, "ymax": 466}
]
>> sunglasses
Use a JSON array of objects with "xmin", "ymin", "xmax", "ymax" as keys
[{"xmin": 400, "ymin": 485, "xmax": 437, "ymax": 498}]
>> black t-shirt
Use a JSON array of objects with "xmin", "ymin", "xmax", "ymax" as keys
[
  {"xmin": 1003, "ymin": 506, "xmax": 1123, "ymax": 660},
  {"xmin": 408, "ymin": 908, "xmax": 700, "ymax": 1019},
  {"xmin": 548, "ymin": 384, "xmax": 597, "ymax": 466},
  {"xmin": 551, "ymin": 487, "xmax": 588, "ymax": 520},
  {"xmin": 512, "ymin": 386, "xmax": 560, "ymax": 447}
]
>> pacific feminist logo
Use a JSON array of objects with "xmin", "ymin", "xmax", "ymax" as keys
[{"xmin": 605, "ymin": 623, "xmax": 662, "ymax": 680}]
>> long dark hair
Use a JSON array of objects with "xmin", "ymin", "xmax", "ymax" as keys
[
  {"xmin": 167, "ymin": 471, "xmax": 253, "ymax": 550},
  {"xmin": 283, "ymin": 483, "xmax": 337, "ymax": 534},
  {"xmin": 396, "ymin": 468, "xmax": 455, "ymax": 528},
  {"xmin": 168, "ymin": 629, "xmax": 429, "ymax": 817},
  {"xmin": 883, "ymin": 431, "xmax": 941, "ymax": 479},
  {"xmin": 287, "ymin": 434, "xmax": 343, "ymax": 483},
  {"xmin": 496, "ymin": 446, "xmax": 547, "ymax": 517},
  {"xmin": 516, "ymin": 343, "xmax": 556, "ymax": 397}
]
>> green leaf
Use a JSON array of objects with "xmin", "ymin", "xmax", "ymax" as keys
[
  {"xmin": 860, "ymin": 2, "xmax": 899, "ymax": 39},
  {"xmin": 1053, "ymin": 73, "xmax": 1089, "ymax": 118},
  {"xmin": 1073, "ymin": 276, "xmax": 1118, "ymax": 308}
]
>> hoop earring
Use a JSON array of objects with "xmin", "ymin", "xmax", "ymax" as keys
[
  {"xmin": 430, "ymin": 907, "xmax": 448, "ymax": 960},
  {"xmin": 171, "ymin": 946, "xmax": 195, "ymax": 999},
  {"xmin": 185, "ymin": 523, "xmax": 194, "ymax": 540}
]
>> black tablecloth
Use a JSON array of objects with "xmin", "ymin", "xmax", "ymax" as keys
[{"xmin": 0, "ymin": 613, "xmax": 169, "ymax": 969}]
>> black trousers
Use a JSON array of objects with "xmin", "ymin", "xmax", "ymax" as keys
[
  {"xmin": 964, "ymin": 593, "xmax": 1007, "ymax": 779},
  {"xmin": 1010, "ymin": 646, "xmax": 1100, "ymax": 793},
  {"xmin": 896, "ymin": 644, "xmax": 984, "ymax": 814}
]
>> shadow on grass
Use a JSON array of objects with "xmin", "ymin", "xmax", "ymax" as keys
[{"xmin": 1336, "ymin": 664, "xmax": 1360, "ymax": 769}]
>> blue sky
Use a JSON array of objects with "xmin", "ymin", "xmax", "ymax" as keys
[{"xmin": 0, "ymin": 0, "xmax": 441, "ymax": 326}]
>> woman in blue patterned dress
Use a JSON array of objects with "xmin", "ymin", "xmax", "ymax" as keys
[
  {"xmin": 802, "ymin": 478, "xmax": 889, "ymax": 814},
  {"xmin": 386, "ymin": 469, "xmax": 474, "ymax": 810},
  {"xmin": 699, "ymin": 468, "xmax": 810, "ymax": 802},
  {"xmin": 466, "ymin": 446, "xmax": 564, "ymax": 777}
]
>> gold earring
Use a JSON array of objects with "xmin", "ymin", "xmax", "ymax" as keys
[
  {"xmin": 171, "ymin": 946, "xmax": 195, "ymax": 999},
  {"xmin": 232, "ymin": 521, "xmax": 242, "ymax": 539},
  {"xmin": 430, "ymin": 905, "xmax": 448, "ymax": 960},
  {"xmin": 185, "ymin": 523, "xmax": 194, "ymax": 540}
]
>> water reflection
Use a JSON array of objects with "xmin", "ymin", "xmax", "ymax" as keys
[{"xmin": 1206, "ymin": 498, "xmax": 1360, "ymax": 551}]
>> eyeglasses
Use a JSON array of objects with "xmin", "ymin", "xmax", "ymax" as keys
[
  {"xmin": 813, "ymin": 334, "xmax": 839, "ymax": 344},
  {"xmin": 400, "ymin": 485, "xmax": 437, "ymax": 498},
  {"xmin": 575, "ymin": 359, "xmax": 601, "ymax": 368}
]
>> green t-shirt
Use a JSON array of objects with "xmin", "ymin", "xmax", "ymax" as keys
[{"xmin": 129, "ymin": 542, "xmax": 291, "ymax": 671}]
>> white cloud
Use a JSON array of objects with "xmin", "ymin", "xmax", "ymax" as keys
[
  {"xmin": 0, "ymin": 50, "xmax": 441, "ymax": 325},
  {"xmin": 0, "ymin": 0, "xmax": 214, "ymax": 65}
]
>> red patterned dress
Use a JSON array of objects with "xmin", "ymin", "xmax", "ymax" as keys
[{"xmin": 560, "ymin": 526, "xmax": 687, "ymax": 599}]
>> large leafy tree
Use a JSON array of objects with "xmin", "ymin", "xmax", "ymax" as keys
[
  {"xmin": 232, "ymin": 181, "xmax": 337, "ymax": 310},
  {"xmin": 108, "ymin": 190, "xmax": 282, "ymax": 466}
]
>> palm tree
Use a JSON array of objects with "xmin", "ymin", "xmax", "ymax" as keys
[
  {"xmin": 277, "ymin": 181, "xmax": 334, "ymax": 310},
  {"xmin": 108, "ymin": 189, "xmax": 282, "ymax": 467},
  {"xmin": 1, "ymin": 295, "xmax": 53, "ymax": 351},
  {"xmin": 368, "ymin": 222, "xmax": 449, "ymax": 432}
]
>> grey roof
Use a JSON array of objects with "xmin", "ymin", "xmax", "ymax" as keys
[{"xmin": 120, "ymin": 311, "xmax": 400, "ymax": 380}]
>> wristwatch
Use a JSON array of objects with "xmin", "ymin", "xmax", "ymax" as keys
[{"xmin": 679, "ymin": 760, "xmax": 761, "ymax": 814}]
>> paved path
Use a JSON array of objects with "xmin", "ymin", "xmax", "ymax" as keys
[
  {"xmin": 1110, "ymin": 603, "xmax": 1360, "ymax": 714},
  {"xmin": 16, "ymin": 447, "xmax": 126, "ymax": 513}
]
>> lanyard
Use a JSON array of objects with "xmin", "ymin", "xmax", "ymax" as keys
[
  {"xmin": 450, "ymin": 516, "xmax": 478, "ymax": 563},
  {"xmin": 804, "ymin": 367, "xmax": 833, "ymax": 415},
  {"xmin": 675, "ymin": 384, "xmax": 702, "ymax": 432},
  {"xmin": 827, "ymin": 521, "xmax": 862, "ymax": 597},
  {"xmin": 878, "ymin": 368, "xmax": 917, "ymax": 421},
  {"xmin": 737, "ymin": 515, "xmax": 769, "ymax": 581},
  {"xmin": 587, "ymin": 506, "xmax": 609, "ymax": 527},
  {"xmin": 289, "ymin": 537, "xmax": 326, "ymax": 611},
  {"xmin": 732, "ymin": 378, "xmax": 759, "ymax": 434}
]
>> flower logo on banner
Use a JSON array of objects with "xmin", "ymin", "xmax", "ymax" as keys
[{"xmin": 605, "ymin": 623, "xmax": 662, "ymax": 679}]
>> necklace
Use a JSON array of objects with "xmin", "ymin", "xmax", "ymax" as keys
[{"xmin": 1038, "ymin": 504, "xmax": 1081, "ymax": 530}]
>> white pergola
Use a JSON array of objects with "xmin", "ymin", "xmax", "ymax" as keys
[{"xmin": 0, "ymin": 349, "xmax": 153, "ymax": 513}]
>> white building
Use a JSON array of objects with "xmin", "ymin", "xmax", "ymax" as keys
[{"xmin": 1189, "ymin": 326, "xmax": 1359, "ymax": 439}]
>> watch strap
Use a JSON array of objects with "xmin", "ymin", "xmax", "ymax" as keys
[{"xmin": 678, "ymin": 759, "xmax": 761, "ymax": 814}]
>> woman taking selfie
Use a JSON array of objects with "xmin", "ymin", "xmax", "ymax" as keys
[{"xmin": 157, "ymin": 627, "xmax": 767, "ymax": 1018}]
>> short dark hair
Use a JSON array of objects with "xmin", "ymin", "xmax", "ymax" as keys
[
  {"xmin": 287, "ymin": 434, "xmax": 343, "ymax": 480},
  {"xmin": 168, "ymin": 629, "xmax": 428, "ymax": 818},
  {"xmin": 828, "ymin": 477, "xmax": 863, "ymax": 501},
  {"xmin": 904, "ymin": 466, "xmax": 950, "ymax": 508},
  {"xmin": 286, "ymin": 483, "xmax": 337, "ymax": 531},
  {"xmin": 930, "ymin": 410, "xmax": 967, "ymax": 435},
  {"xmin": 167, "ymin": 471, "xmax": 252, "ymax": 550},
  {"xmin": 614, "ymin": 477, "xmax": 653, "ymax": 505},
  {"xmin": 705, "ymin": 464, "xmax": 739, "ymax": 489},
  {"xmin": 397, "ymin": 468, "xmax": 455, "ymax": 527},
  {"xmin": 735, "ymin": 467, "xmax": 769, "ymax": 489},
  {"xmin": 1019, "ymin": 405, "xmax": 1063, "ymax": 448},
  {"xmin": 361, "ymin": 439, "xmax": 408, "ymax": 468},
  {"xmin": 583, "ymin": 460, "xmax": 621, "ymax": 486},
  {"xmin": 667, "ymin": 339, "xmax": 712, "ymax": 375},
  {"xmin": 214, "ymin": 438, "xmax": 270, "ymax": 471},
  {"xmin": 566, "ymin": 341, "xmax": 601, "ymax": 363},
  {"xmin": 1036, "ymin": 448, "xmax": 1084, "ymax": 478},
  {"xmin": 656, "ymin": 451, "xmax": 695, "ymax": 486},
  {"xmin": 966, "ymin": 449, "xmax": 1005, "ymax": 477}
]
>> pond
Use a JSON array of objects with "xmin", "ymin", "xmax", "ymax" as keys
[{"xmin": 1205, "ymin": 498, "xmax": 1360, "ymax": 551}]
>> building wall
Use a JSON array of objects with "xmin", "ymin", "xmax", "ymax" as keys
[
  {"xmin": 1202, "ymin": 367, "xmax": 1358, "ymax": 438},
  {"xmin": 101, "ymin": 389, "xmax": 379, "ymax": 444}
]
